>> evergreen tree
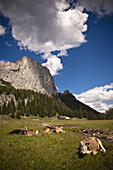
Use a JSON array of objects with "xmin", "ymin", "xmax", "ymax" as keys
[
  {"xmin": 20, "ymin": 106, "xmax": 25, "ymax": 116},
  {"xmin": 16, "ymin": 111, "xmax": 21, "ymax": 119},
  {"xmin": 106, "ymin": 108, "xmax": 113, "ymax": 119},
  {"xmin": 87, "ymin": 112, "xmax": 95, "ymax": 120},
  {"xmin": 11, "ymin": 98, "xmax": 15, "ymax": 112},
  {"xmin": 7, "ymin": 101, "xmax": 11, "ymax": 114},
  {"xmin": 78, "ymin": 108, "xmax": 83, "ymax": 119},
  {"xmin": 83, "ymin": 110, "xmax": 88, "ymax": 118},
  {"xmin": 21, "ymin": 97, "xmax": 25, "ymax": 109},
  {"xmin": 2, "ymin": 103, "xmax": 7, "ymax": 115},
  {"xmin": 10, "ymin": 113, "xmax": 15, "ymax": 118},
  {"xmin": 17, "ymin": 99, "xmax": 21, "ymax": 111}
]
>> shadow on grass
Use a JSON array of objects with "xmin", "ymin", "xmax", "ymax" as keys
[{"xmin": 76, "ymin": 147, "xmax": 86, "ymax": 159}]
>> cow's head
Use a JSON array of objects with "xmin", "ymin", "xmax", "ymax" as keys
[
  {"xmin": 21, "ymin": 127, "xmax": 28, "ymax": 135},
  {"xmin": 79, "ymin": 141, "xmax": 89, "ymax": 154}
]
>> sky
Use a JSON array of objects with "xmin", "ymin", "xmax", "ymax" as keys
[{"xmin": 0, "ymin": 0, "xmax": 113, "ymax": 113}]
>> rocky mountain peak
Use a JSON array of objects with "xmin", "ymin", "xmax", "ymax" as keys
[
  {"xmin": 0, "ymin": 56, "xmax": 57, "ymax": 95},
  {"xmin": 63, "ymin": 90, "xmax": 72, "ymax": 95}
]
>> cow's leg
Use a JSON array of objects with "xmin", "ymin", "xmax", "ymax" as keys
[
  {"xmin": 86, "ymin": 150, "xmax": 92, "ymax": 154},
  {"xmin": 92, "ymin": 150, "xmax": 97, "ymax": 155},
  {"xmin": 97, "ymin": 139, "xmax": 106, "ymax": 153}
]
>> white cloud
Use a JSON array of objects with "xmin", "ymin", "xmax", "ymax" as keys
[
  {"xmin": 0, "ymin": 25, "xmax": 5, "ymax": 35},
  {"xmin": 0, "ymin": 60, "xmax": 6, "ymax": 63},
  {"xmin": 57, "ymin": 50, "xmax": 68, "ymax": 57},
  {"xmin": 0, "ymin": 0, "xmax": 88, "ymax": 75},
  {"xmin": 41, "ymin": 50, "xmax": 68, "ymax": 75},
  {"xmin": 74, "ymin": 83, "xmax": 113, "ymax": 113},
  {"xmin": 42, "ymin": 54, "xmax": 63, "ymax": 76},
  {"xmin": 76, "ymin": 0, "xmax": 113, "ymax": 17},
  {"xmin": 5, "ymin": 41, "xmax": 12, "ymax": 47},
  {"xmin": 1, "ymin": 0, "xmax": 112, "ymax": 75}
]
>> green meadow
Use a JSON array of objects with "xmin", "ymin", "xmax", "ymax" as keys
[{"xmin": 0, "ymin": 115, "xmax": 113, "ymax": 170}]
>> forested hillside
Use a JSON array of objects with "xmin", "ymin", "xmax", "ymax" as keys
[
  {"xmin": 0, "ymin": 79, "xmax": 71, "ymax": 119},
  {"xmin": 0, "ymin": 78, "xmax": 112, "ymax": 120},
  {"xmin": 58, "ymin": 90, "xmax": 100, "ymax": 114}
]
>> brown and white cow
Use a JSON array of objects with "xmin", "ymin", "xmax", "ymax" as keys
[
  {"xmin": 43, "ymin": 127, "xmax": 52, "ymax": 134},
  {"xmin": 78, "ymin": 137, "xmax": 106, "ymax": 155},
  {"xmin": 22, "ymin": 127, "xmax": 40, "ymax": 136},
  {"xmin": 53, "ymin": 126, "xmax": 65, "ymax": 133}
]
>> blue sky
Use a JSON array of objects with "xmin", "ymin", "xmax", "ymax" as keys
[{"xmin": 0, "ymin": 0, "xmax": 113, "ymax": 113}]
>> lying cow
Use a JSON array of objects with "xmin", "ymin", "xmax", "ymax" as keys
[
  {"xmin": 26, "ymin": 129, "xmax": 40, "ymax": 136},
  {"xmin": 9, "ymin": 127, "xmax": 28, "ymax": 135},
  {"xmin": 43, "ymin": 127, "xmax": 53, "ymax": 134},
  {"xmin": 9, "ymin": 129, "xmax": 25, "ymax": 135},
  {"xmin": 22, "ymin": 127, "xmax": 40, "ymax": 136},
  {"xmin": 53, "ymin": 126, "xmax": 65, "ymax": 133},
  {"xmin": 9, "ymin": 127, "xmax": 40, "ymax": 136},
  {"xmin": 43, "ymin": 125, "xmax": 65, "ymax": 134},
  {"xmin": 78, "ymin": 137, "xmax": 106, "ymax": 155}
]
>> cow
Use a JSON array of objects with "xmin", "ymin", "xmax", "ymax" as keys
[
  {"xmin": 78, "ymin": 137, "xmax": 106, "ymax": 155},
  {"xmin": 43, "ymin": 127, "xmax": 52, "ymax": 134},
  {"xmin": 53, "ymin": 126, "xmax": 65, "ymax": 133},
  {"xmin": 9, "ymin": 127, "xmax": 40, "ymax": 136},
  {"xmin": 9, "ymin": 127, "xmax": 27, "ymax": 135},
  {"xmin": 21, "ymin": 127, "xmax": 41, "ymax": 136},
  {"xmin": 9, "ymin": 129, "xmax": 24, "ymax": 135},
  {"xmin": 25, "ymin": 129, "xmax": 41, "ymax": 136}
]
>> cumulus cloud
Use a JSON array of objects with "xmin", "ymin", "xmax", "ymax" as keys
[
  {"xmin": 0, "ymin": 25, "xmax": 5, "ymax": 35},
  {"xmin": 0, "ymin": 59, "xmax": 6, "ymax": 63},
  {"xmin": 76, "ymin": 0, "xmax": 113, "ymax": 17},
  {"xmin": 75, "ymin": 83, "xmax": 113, "ymax": 113},
  {"xmin": 0, "ymin": 0, "xmax": 112, "ymax": 75},
  {"xmin": 42, "ymin": 54, "xmax": 63, "ymax": 76},
  {"xmin": 0, "ymin": 0, "xmax": 88, "ymax": 75},
  {"xmin": 57, "ymin": 50, "xmax": 68, "ymax": 57}
]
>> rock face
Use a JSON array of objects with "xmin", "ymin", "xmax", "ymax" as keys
[
  {"xmin": 0, "ymin": 94, "xmax": 17, "ymax": 106},
  {"xmin": 0, "ymin": 56, "xmax": 57, "ymax": 95}
]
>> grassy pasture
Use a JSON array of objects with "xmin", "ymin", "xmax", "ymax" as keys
[{"xmin": 0, "ymin": 115, "xmax": 113, "ymax": 170}]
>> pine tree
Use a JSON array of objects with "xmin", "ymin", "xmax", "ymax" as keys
[
  {"xmin": 10, "ymin": 113, "xmax": 15, "ymax": 118},
  {"xmin": 0, "ymin": 106, "xmax": 2, "ymax": 114},
  {"xmin": 16, "ymin": 111, "xmax": 21, "ymax": 119},
  {"xmin": 11, "ymin": 98, "xmax": 15, "ymax": 113},
  {"xmin": 7, "ymin": 101, "xmax": 11, "ymax": 114},
  {"xmin": 17, "ymin": 100, "xmax": 21, "ymax": 111},
  {"xmin": 78, "ymin": 108, "xmax": 83, "ymax": 119},
  {"xmin": 2, "ymin": 103, "xmax": 7, "ymax": 115},
  {"xmin": 83, "ymin": 110, "xmax": 88, "ymax": 118},
  {"xmin": 20, "ymin": 106, "xmax": 25, "ymax": 116}
]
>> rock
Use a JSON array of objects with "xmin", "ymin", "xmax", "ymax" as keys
[
  {"xmin": 0, "ymin": 94, "xmax": 16, "ymax": 106},
  {"xmin": 77, "ymin": 128, "xmax": 113, "ymax": 144},
  {"xmin": 0, "ymin": 56, "xmax": 57, "ymax": 95}
]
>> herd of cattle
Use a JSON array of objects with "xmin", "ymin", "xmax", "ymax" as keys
[
  {"xmin": 9, "ymin": 125, "xmax": 65, "ymax": 136},
  {"xmin": 9, "ymin": 125, "xmax": 106, "ymax": 155}
]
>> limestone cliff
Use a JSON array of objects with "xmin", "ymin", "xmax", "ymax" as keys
[{"xmin": 0, "ymin": 56, "xmax": 57, "ymax": 95}]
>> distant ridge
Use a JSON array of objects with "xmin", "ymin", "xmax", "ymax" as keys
[
  {"xmin": 58, "ymin": 90, "xmax": 100, "ymax": 114},
  {"xmin": 0, "ymin": 56, "xmax": 57, "ymax": 95}
]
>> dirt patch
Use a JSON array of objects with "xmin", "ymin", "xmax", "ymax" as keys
[
  {"xmin": 77, "ymin": 128, "xmax": 113, "ymax": 144},
  {"xmin": 41, "ymin": 123, "xmax": 78, "ymax": 127}
]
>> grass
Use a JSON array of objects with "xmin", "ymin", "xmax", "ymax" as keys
[{"xmin": 0, "ymin": 115, "xmax": 113, "ymax": 170}]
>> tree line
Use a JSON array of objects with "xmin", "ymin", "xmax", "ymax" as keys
[{"xmin": 0, "ymin": 79, "xmax": 113, "ymax": 120}]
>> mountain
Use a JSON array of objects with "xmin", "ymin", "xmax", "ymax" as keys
[
  {"xmin": 0, "ymin": 56, "xmax": 104, "ymax": 119},
  {"xmin": 0, "ymin": 79, "xmax": 71, "ymax": 118},
  {"xmin": 58, "ymin": 90, "xmax": 100, "ymax": 114},
  {"xmin": 0, "ymin": 56, "xmax": 57, "ymax": 95},
  {"xmin": 0, "ymin": 77, "xmax": 105, "ymax": 120}
]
